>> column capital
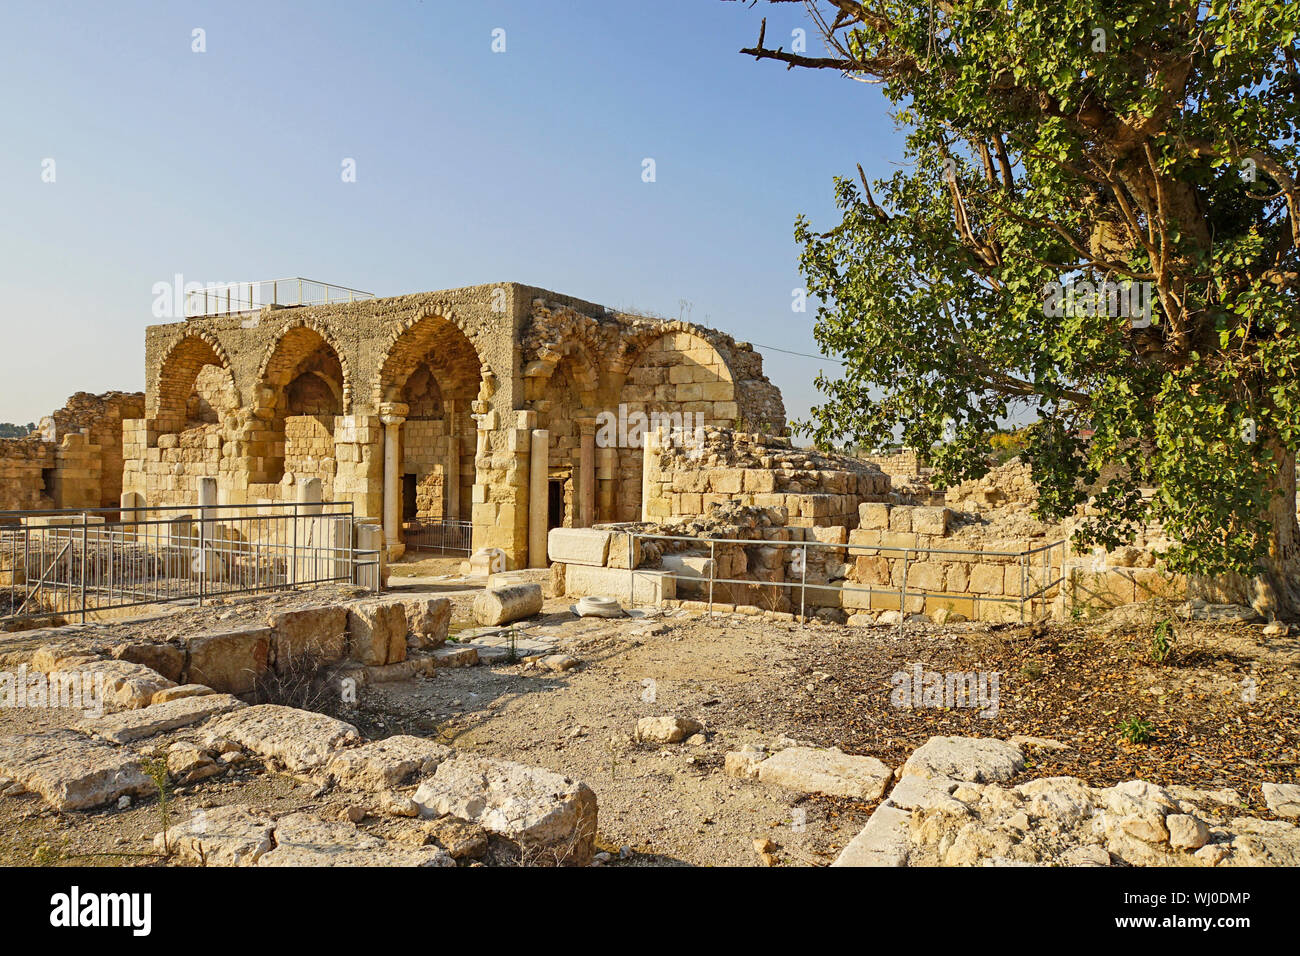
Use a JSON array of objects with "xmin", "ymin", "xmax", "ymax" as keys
[{"xmin": 379, "ymin": 401, "xmax": 409, "ymax": 426}]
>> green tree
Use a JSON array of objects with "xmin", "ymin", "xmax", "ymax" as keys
[{"xmin": 740, "ymin": 0, "xmax": 1300, "ymax": 617}]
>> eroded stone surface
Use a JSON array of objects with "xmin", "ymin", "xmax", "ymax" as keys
[
  {"xmin": 323, "ymin": 735, "xmax": 452, "ymax": 790},
  {"xmin": 756, "ymin": 747, "xmax": 892, "ymax": 801},
  {"xmin": 900, "ymin": 736, "xmax": 1025, "ymax": 783},
  {"xmin": 635, "ymin": 716, "xmax": 703, "ymax": 744},
  {"xmin": 203, "ymin": 704, "xmax": 361, "ymax": 773},
  {"xmin": 80, "ymin": 692, "xmax": 245, "ymax": 744},
  {"xmin": 1263, "ymin": 782, "xmax": 1300, "ymax": 819},
  {"xmin": 412, "ymin": 755, "xmax": 597, "ymax": 865},
  {"xmin": 257, "ymin": 812, "xmax": 455, "ymax": 867},
  {"xmin": 0, "ymin": 730, "xmax": 154, "ymax": 810}
]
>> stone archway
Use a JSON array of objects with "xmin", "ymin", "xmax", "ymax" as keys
[
  {"xmin": 374, "ymin": 312, "xmax": 486, "ymax": 554},
  {"xmin": 255, "ymin": 323, "xmax": 350, "ymax": 495}
]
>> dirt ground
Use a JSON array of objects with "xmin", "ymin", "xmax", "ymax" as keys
[{"xmin": 1, "ymin": 587, "xmax": 1296, "ymax": 867}]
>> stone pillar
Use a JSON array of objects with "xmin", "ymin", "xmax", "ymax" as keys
[
  {"xmin": 641, "ymin": 427, "xmax": 660, "ymax": 523},
  {"xmin": 379, "ymin": 402, "xmax": 409, "ymax": 560},
  {"xmin": 296, "ymin": 476, "xmax": 323, "ymax": 514},
  {"xmin": 197, "ymin": 476, "xmax": 218, "ymax": 541},
  {"xmin": 445, "ymin": 399, "xmax": 460, "ymax": 520},
  {"xmin": 597, "ymin": 446, "xmax": 615, "ymax": 522},
  {"xmin": 579, "ymin": 422, "xmax": 596, "ymax": 528},
  {"xmin": 529, "ymin": 428, "xmax": 548, "ymax": 568}
]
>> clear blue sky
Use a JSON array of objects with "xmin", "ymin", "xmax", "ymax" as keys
[{"xmin": 0, "ymin": 0, "xmax": 902, "ymax": 426}]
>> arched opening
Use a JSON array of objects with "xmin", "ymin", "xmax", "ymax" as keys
[
  {"xmin": 150, "ymin": 334, "xmax": 236, "ymax": 506},
  {"xmin": 257, "ymin": 325, "xmax": 348, "ymax": 496},
  {"xmin": 376, "ymin": 314, "xmax": 483, "ymax": 549},
  {"xmin": 531, "ymin": 350, "xmax": 600, "ymax": 527}
]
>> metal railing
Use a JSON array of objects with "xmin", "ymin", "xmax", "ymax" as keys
[
  {"xmin": 621, "ymin": 531, "xmax": 1067, "ymax": 631},
  {"xmin": 184, "ymin": 277, "xmax": 376, "ymax": 317},
  {"xmin": 1, "ymin": 502, "xmax": 380, "ymax": 626},
  {"xmin": 403, "ymin": 518, "xmax": 472, "ymax": 555}
]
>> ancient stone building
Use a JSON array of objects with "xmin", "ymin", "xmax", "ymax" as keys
[{"xmin": 126, "ymin": 282, "xmax": 786, "ymax": 568}]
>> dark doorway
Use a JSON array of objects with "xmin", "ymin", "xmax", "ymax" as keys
[
  {"xmin": 547, "ymin": 478, "xmax": 565, "ymax": 531},
  {"xmin": 402, "ymin": 473, "xmax": 418, "ymax": 521}
]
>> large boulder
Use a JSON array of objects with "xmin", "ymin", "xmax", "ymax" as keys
[
  {"xmin": 0, "ymin": 729, "xmax": 154, "ymax": 811},
  {"xmin": 473, "ymin": 584, "xmax": 543, "ymax": 626},
  {"xmin": 412, "ymin": 755, "xmax": 597, "ymax": 865}
]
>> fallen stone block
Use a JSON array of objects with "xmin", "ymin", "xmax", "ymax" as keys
[
  {"xmin": 0, "ymin": 729, "xmax": 154, "ymax": 811},
  {"xmin": 636, "ymin": 716, "xmax": 703, "ymax": 744},
  {"xmin": 412, "ymin": 755, "xmax": 598, "ymax": 865},
  {"xmin": 346, "ymin": 600, "xmax": 407, "ymax": 666},
  {"xmin": 258, "ymin": 812, "xmax": 455, "ymax": 867},
  {"xmin": 185, "ymin": 626, "xmax": 272, "ymax": 695},
  {"xmin": 203, "ymin": 704, "xmax": 361, "ymax": 774},
  {"xmin": 157, "ymin": 806, "xmax": 275, "ymax": 866},
  {"xmin": 80, "ymin": 693, "xmax": 245, "ymax": 744},
  {"xmin": 167, "ymin": 742, "xmax": 224, "ymax": 784},
  {"xmin": 565, "ymin": 564, "xmax": 676, "ymax": 605},
  {"xmin": 831, "ymin": 805, "xmax": 912, "ymax": 867},
  {"xmin": 431, "ymin": 646, "xmax": 478, "ymax": 668},
  {"xmin": 1263, "ymin": 782, "xmax": 1300, "ymax": 819},
  {"xmin": 474, "ymin": 583, "xmax": 543, "ymax": 626},
  {"xmin": 54, "ymin": 658, "xmax": 176, "ymax": 710},
  {"xmin": 900, "ymin": 736, "xmax": 1024, "ymax": 783},
  {"xmin": 547, "ymin": 527, "xmax": 614, "ymax": 567},
  {"xmin": 31, "ymin": 644, "xmax": 102, "ymax": 674},
  {"xmin": 402, "ymin": 597, "xmax": 451, "ymax": 648},
  {"xmin": 267, "ymin": 605, "xmax": 348, "ymax": 673},
  {"xmin": 324, "ymin": 735, "xmax": 453, "ymax": 790},
  {"xmin": 756, "ymin": 747, "xmax": 892, "ymax": 800}
]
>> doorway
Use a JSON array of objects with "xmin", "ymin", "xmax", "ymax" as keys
[
  {"xmin": 402, "ymin": 473, "xmax": 417, "ymax": 521},
  {"xmin": 547, "ymin": 478, "xmax": 565, "ymax": 531}
]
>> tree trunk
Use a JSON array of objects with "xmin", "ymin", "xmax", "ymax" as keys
[{"xmin": 1252, "ymin": 443, "xmax": 1300, "ymax": 621}]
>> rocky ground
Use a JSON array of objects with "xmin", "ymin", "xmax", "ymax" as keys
[{"xmin": 0, "ymin": 582, "xmax": 1297, "ymax": 867}]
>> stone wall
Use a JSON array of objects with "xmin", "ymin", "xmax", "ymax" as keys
[{"xmin": 131, "ymin": 283, "xmax": 787, "ymax": 569}]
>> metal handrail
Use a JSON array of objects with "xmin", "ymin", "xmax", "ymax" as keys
[
  {"xmin": 183, "ymin": 277, "xmax": 376, "ymax": 317},
  {"xmin": 622, "ymin": 531, "xmax": 1068, "ymax": 631}
]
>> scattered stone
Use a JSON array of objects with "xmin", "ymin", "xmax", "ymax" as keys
[
  {"xmin": 1262, "ymin": 620, "xmax": 1290, "ymax": 637},
  {"xmin": 431, "ymin": 646, "xmax": 478, "ymax": 668},
  {"xmin": 428, "ymin": 816, "xmax": 489, "ymax": 859},
  {"xmin": 756, "ymin": 747, "xmax": 892, "ymax": 801},
  {"xmin": 167, "ymin": 743, "xmax": 223, "ymax": 785},
  {"xmin": 1167, "ymin": 814, "xmax": 1210, "ymax": 850},
  {"xmin": 724, "ymin": 745, "xmax": 768, "ymax": 780},
  {"xmin": 1009, "ymin": 735, "xmax": 1069, "ymax": 751},
  {"xmin": 540, "ymin": 654, "xmax": 579, "ymax": 673},
  {"xmin": 412, "ymin": 755, "xmax": 598, "ymax": 865},
  {"xmin": 1263, "ymin": 782, "xmax": 1300, "ymax": 819},
  {"xmin": 636, "ymin": 716, "xmax": 703, "ymax": 744},
  {"xmin": 378, "ymin": 791, "xmax": 420, "ymax": 818}
]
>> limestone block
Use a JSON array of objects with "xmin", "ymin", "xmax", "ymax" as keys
[
  {"xmin": 757, "ymin": 747, "xmax": 892, "ymax": 800},
  {"xmin": 401, "ymin": 597, "xmax": 452, "ymax": 648},
  {"xmin": 474, "ymin": 583, "xmax": 543, "ymax": 626},
  {"xmin": 186, "ymin": 626, "xmax": 273, "ymax": 695},
  {"xmin": 912, "ymin": 507, "xmax": 953, "ymax": 536},
  {"xmin": 604, "ymin": 534, "xmax": 643, "ymax": 569},
  {"xmin": 203, "ymin": 704, "xmax": 361, "ymax": 773},
  {"xmin": 346, "ymin": 601, "xmax": 407, "ymax": 666},
  {"xmin": 323, "ymin": 735, "xmax": 453, "ymax": 790},
  {"xmin": 57, "ymin": 658, "xmax": 177, "ymax": 710},
  {"xmin": 831, "ymin": 805, "xmax": 912, "ymax": 867},
  {"xmin": 80, "ymin": 693, "xmax": 245, "ymax": 744},
  {"xmin": 889, "ymin": 507, "xmax": 913, "ymax": 533},
  {"xmin": 412, "ymin": 755, "xmax": 598, "ymax": 865},
  {"xmin": 0, "ymin": 729, "xmax": 154, "ymax": 811},
  {"xmin": 900, "ymin": 736, "xmax": 1025, "ymax": 783},
  {"xmin": 267, "ymin": 605, "xmax": 348, "ymax": 672},
  {"xmin": 635, "ymin": 716, "xmax": 703, "ymax": 744},
  {"xmin": 968, "ymin": 564, "xmax": 1006, "ymax": 595},
  {"xmin": 110, "ymin": 643, "xmax": 184, "ymax": 683},
  {"xmin": 565, "ymin": 564, "xmax": 676, "ymax": 605}
]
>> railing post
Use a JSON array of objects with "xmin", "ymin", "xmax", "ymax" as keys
[
  {"xmin": 627, "ymin": 533, "xmax": 634, "ymax": 608},
  {"xmin": 708, "ymin": 539, "xmax": 715, "ymax": 618},
  {"xmin": 898, "ymin": 548, "xmax": 909, "ymax": 637},
  {"xmin": 799, "ymin": 543, "xmax": 807, "ymax": 622},
  {"xmin": 1020, "ymin": 552, "xmax": 1027, "ymax": 623},
  {"xmin": 79, "ymin": 513, "xmax": 87, "ymax": 623},
  {"xmin": 197, "ymin": 508, "xmax": 205, "ymax": 607}
]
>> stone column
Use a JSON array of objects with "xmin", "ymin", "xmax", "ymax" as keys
[
  {"xmin": 379, "ymin": 402, "xmax": 409, "ymax": 560},
  {"xmin": 578, "ymin": 420, "xmax": 596, "ymax": 528},
  {"xmin": 444, "ymin": 399, "xmax": 460, "ymax": 520},
  {"xmin": 597, "ymin": 446, "xmax": 615, "ymax": 522},
  {"xmin": 529, "ymin": 428, "xmax": 548, "ymax": 567},
  {"xmin": 641, "ymin": 427, "xmax": 660, "ymax": 523}
]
